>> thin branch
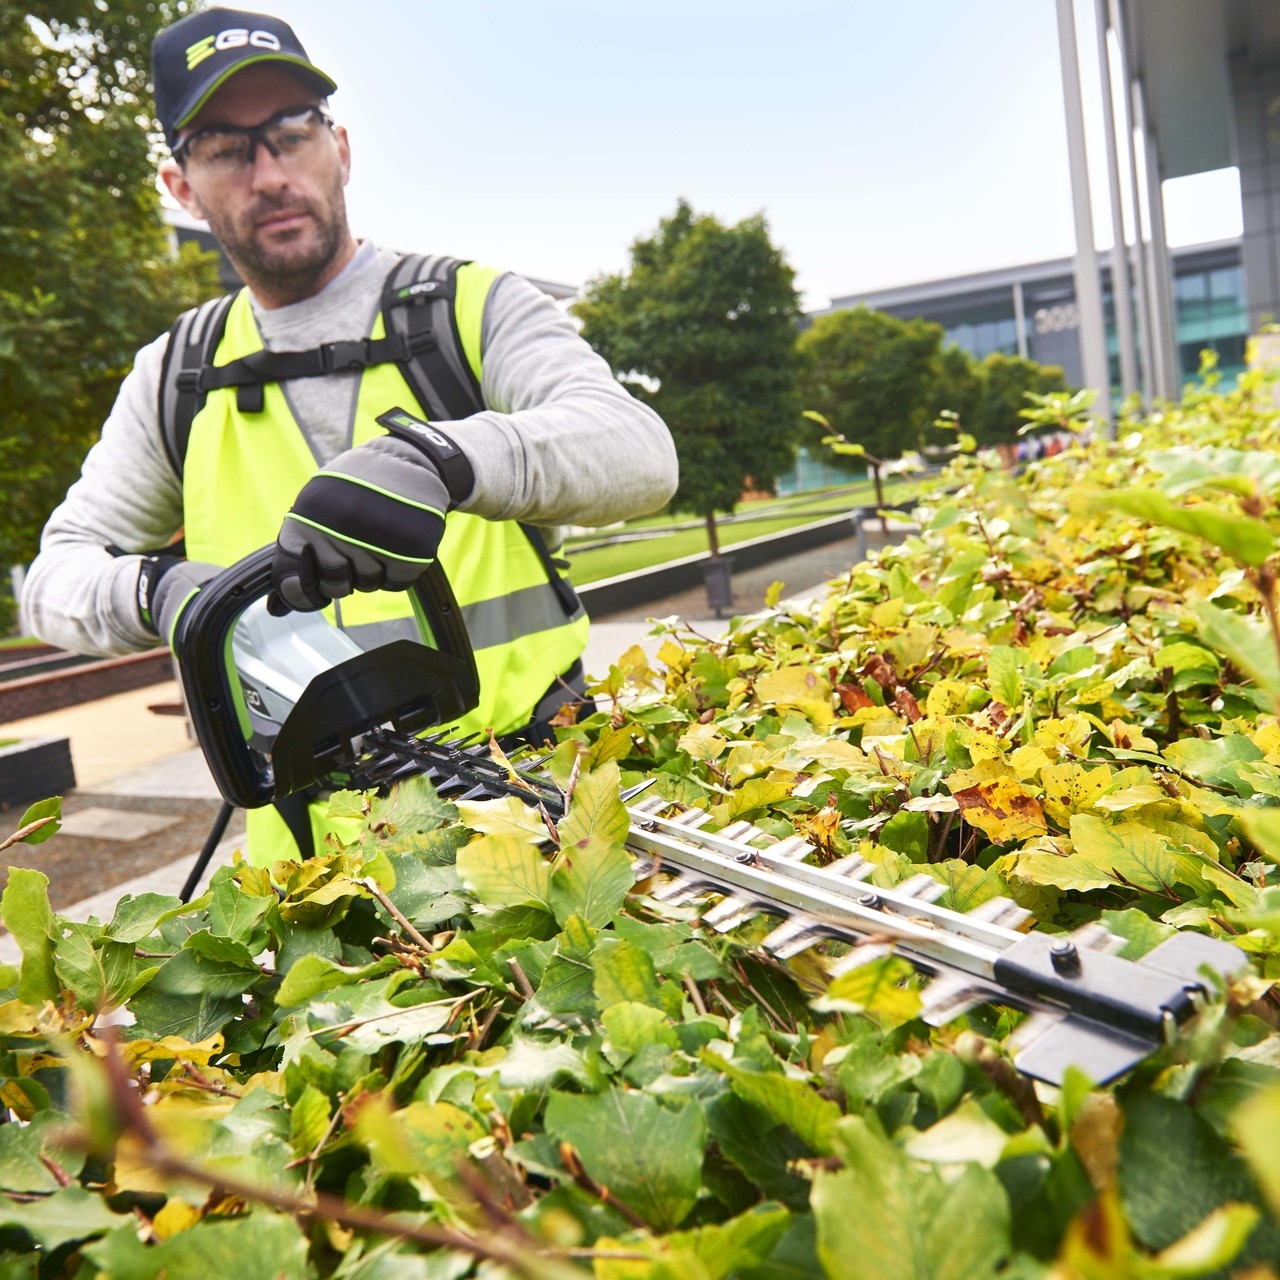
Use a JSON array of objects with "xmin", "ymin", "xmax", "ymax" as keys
[
  {"xmin": 558, "ymin": 1142, "xmax": 647, "ymax": 1230},
  {"xmin": 507, "ymin": 957, "xmax": 536, "ymax": 1001},
  {"xmin": 682, "ymin": 974, "xmax": 708, "ymax": 1017},
  {"xmin": 362, "ymin": 877, "xmax": 434, "ymax": 952}
]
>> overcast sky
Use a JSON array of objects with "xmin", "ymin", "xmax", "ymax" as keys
[{"xmin": 236, "ymin": 0, "xmax": 1243, "ymax": 309}]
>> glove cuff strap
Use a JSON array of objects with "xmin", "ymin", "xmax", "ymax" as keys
[
  {"xmin": 375, "ymin": 407, "xmax": 475, "ymax": 507},
  {"xmin": 136, "ymin": 554, "xmax": 181, "ymax": 635}
]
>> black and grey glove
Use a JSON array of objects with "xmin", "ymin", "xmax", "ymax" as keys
[
  {"xmin": 269, "ymin": 411, "xmax": 474, "ymax": 614},
  {"xmin": 138, "ymin": 556, "xmax": 222, "ymax": 646}
]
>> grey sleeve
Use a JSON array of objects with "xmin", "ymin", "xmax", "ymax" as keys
[
  {"xmin": 20, "ymin": 333, "xmax": 185, "ymax": 656},
  {"xmin": 448, "ymin": 273, "xmax": 678, "ymax": 526}
]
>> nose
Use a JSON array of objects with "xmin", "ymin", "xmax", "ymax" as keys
[{"xmin": 248, "ymin": 140, "xmax": 291, "ymax": 195}]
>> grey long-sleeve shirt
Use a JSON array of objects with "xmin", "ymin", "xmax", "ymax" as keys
[{"xmin": 22, "ymin": 242, "xmax": 677, "ymax": 656}]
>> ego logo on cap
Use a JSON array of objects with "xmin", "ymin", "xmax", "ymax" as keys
[{"xmin": 186, "ymin": 28, "xmax": 283, "ymax": 71}]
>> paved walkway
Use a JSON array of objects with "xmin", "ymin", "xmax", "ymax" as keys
[{"xmin": 0, "ymin": 538, "xmax": 872, "ymax": 941}]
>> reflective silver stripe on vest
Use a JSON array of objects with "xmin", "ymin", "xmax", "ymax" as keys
[
  {"xmin": 341, "ymin": 581, "xmax": 583, "ymax": 656},
  {"xmin": 463, "ymin": 581, "xmax": 585, "ymax": 651},
  {"xmin": 342, "ymin": 617, "xmax": 424, "ymax": 651}
]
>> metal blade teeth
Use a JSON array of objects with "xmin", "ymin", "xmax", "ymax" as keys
[
  {"xmin": 1073, "ymin": 922, "xmax": 1125, "ymax": 954},
  {"xmin": 966, "ymin": 896, "xmax": 1033, "ymax": 931},
  {"xmin": 828, "ymin": 944, "xmax": 895, "ymax": 977},
  {"xmin": 896, "ymin": 874, "xmax": 948, "ymax": 905},
  {"xmin": 920, "ymin": 973, "xmax": 1000, "ymax": 1025}
]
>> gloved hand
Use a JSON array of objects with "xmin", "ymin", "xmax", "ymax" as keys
[
  {"xmin": 140, "ymin": 556, "xmax": 222, "ymax": 646},
  {"xmin": 269, "ymin": 434, "xmax": 455, "ymax": 614}
]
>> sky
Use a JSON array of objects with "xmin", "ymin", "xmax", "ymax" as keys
[{"xmin": 235, "ymin": 0, "xmax": 1244, "ymax": 310}]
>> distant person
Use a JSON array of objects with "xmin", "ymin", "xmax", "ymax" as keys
[{"xmin": 22, "ymin": 6, "xmax": 677, "ymax": 860}]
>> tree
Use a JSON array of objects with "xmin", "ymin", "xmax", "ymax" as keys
[
  {"xmin": 0, "ymin": 2, "xmax": 220, "ymax": 626},
  {"xmin": 970, "ymin": 351, "xmax": 1067, "ymax": 447},
  {"xmin": 796, "ymin": 306, "xmax": 943, "ymax": 466},
  {"xmin": 573, "ymin": 199, "xmax": 801, "ymax": 557}
]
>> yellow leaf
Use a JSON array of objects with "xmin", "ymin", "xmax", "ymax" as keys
[
  {"xmin": 926, "ymin": 680, "xmax": 969, "ymax": 717},
  {"xmin": 1032, "ymin": 715, "xmax": 1094, "ymax": 756},
  {"xmin": 818, "ymin": 955, "xmax": 921, "ymax": 1024},
  {"xmin": 678, "ymin": 721, "xmax": 728, "ymax": 762},
  {"xmin": 455, "ymin": 793, "xmax": 549, "ymax": 844},
  {"xmin": 152, "ymin": 1198, "xmax": 202, "ymax": 1240},
  {"xmin": 656, "ymin": 638, "xmax": 690, "ymax": 672},
  {"xmin": 954, "ymin": 777, "xmax": 1047, "ymax": 844},
  {"xmin": 754, "ymin": 666, "xmax": 834, "ymax": 727},
  {"xmin": 456, "ymin": 832, "xmax": 552, "ymax": 910},
  {"xmin": 1041, "ymin": 762, "xmax": 1113, "ymax": 827},
  {"xmin": 1009, "ymin": 744, "xmax": 1053, "ymax": 779},
  {"xmin": 947, "ymin": 758, "xmax": 1016, "ymax": 793}
]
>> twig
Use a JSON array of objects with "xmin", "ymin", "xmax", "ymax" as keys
[
  {"xmin": 558, "ymin": 1142, "xmax": 648, "ymax": 1230},
  {"xmin": 507, "ymin": 957, "xmax": 536, "ymax": 1001},
  {"xmin": 92, "ymin": 1032, "xmax": 584, "ymax": 1275},
  {"xmin": 563, "ymin": 746, "xmax": 584, "ymax": 810},
  {"xmin": 682, "ymin": 974, "xmax": 708, "ymax": 1016},
  {"xmin": 0, "ymin": 816, "xmax": 57, "ymax": 853},
  {"xmin": 466, "ymin": 1000, "xmax": 502, "ymax": 1052},
  {"xmin": 362, "ymin": 878, "xmax": 434, "ymax": 952}
]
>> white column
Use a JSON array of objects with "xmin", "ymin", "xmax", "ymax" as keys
[
  {"xmin": 1056, "ymin": 0, "xmax": 1113, "ymax": 423},
  {"xmin": 1012, "ymin": 280, "xmax": 1029, "ymax": 359},
  {"xmin": 1094, "ymin": 0, "xmax": 1137, "ymax": 401},
  {"xmin": 1108, "ymin": 0, "xmax": 1156, "ymax": 404},
  {"xmin": 1133, "ymin": 78, "xmax": 1181, "ymax": 401}
]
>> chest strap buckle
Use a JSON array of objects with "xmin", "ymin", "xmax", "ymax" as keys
[{"xmin": 319, "ymin": 339, "xmax": 374, "ymax": 373}]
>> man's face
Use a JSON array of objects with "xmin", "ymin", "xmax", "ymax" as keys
[{"xmin": 161, "ymin": 64, "xmax": 354, "ymax": 304}]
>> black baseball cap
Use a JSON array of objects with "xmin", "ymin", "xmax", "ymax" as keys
[{"xmin": 152, "ymin": 7, "xmax": 337, "ymax": 146}]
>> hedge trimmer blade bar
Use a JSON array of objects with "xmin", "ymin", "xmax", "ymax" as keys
[{"xmin": 343, "ymin": 729, "xmax": 1247, "ymax": 1086}]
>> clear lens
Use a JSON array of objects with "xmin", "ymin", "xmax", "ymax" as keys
[{"xmin": 180, "ymin": 108, "xmax": 330, "ymax": 174}]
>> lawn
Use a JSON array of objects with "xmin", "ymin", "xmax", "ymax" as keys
[{"xmin": 565, "ymin": 477, "xmax": 922, "ymax": 584}]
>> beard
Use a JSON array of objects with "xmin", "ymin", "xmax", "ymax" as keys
[{"xmin": 202, "ymin": 172, "xmax": 351, "ymax": 304}]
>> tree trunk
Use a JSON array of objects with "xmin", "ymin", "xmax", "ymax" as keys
[{"xmin": 705, "ymin": 511, "xmax": 721, "ymax": 558}]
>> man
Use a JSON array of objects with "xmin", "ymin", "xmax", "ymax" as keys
[{"xmin": 22, "ymin": 7, "xmax": 678, "ymax": 860}]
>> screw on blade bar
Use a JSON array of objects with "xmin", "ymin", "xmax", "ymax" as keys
[{"xmin": 330, "ymin": 732, "xmax": 1246, "ymax": 1086}]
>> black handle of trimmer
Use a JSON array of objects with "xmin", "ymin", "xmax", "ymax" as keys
[{"xmin": 173, "ymin": 546, "xmax": 480, "ymax": 809}]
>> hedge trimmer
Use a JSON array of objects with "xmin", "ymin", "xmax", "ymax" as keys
[{"xmin": 172, "ymin": 548, "xmax": 1247, "ymax": 1087}]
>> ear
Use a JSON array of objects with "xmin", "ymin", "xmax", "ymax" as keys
[
  {"xmin": 334, "ymin": 124, "xmax": 351, "ymax": 187},
  {"xmin": 160, "ymin": 159, "xmax": 207, "ymax": 219}
]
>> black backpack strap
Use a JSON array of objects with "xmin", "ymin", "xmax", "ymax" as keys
[
  {"xmin": 157, "ymin": 291, "xmax": 238, "ymax": 480},
  {"xmin": 382, "ymin": 255, "xmax": 484, "ymax": 421}
]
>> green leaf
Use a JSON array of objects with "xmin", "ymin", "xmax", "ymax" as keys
[
  {"xmin": 1098, "ymin": 908, "xmax": 1177, "ymax": 959},
  {"xmin": 544, "ymin": 1087, "xmax": 707, "ymax": 1231},
  {"xmin": 103, "ymin": 892, "xmax": 189, "ymax": 945},
  {"xmin": 816, "ymin": 955, "xmax": 921, "ymax": 1022},
  {"xmin": 1, "ymin": 867, "xmax": 57, "ymax": 1004},
  {"xmin": 0, "ymin": 1112, "xmax": 85, "ymax": 1194},
  {"xmin": 0, "ymin": 1185, "xmax": 128, "ymax": 1249},
  {"xmin": 662, "ymin": 1203, "xmax": 792, "ymax": 1280},
  {"xmin": 706, "ymin": 1053, "xmax": 840, "ymax": 1156},
  {"xmin": 602, "ymin": 1001, "xmax": 680, "ymax": 1059},
  {"xmin": 593, "ymin": 936, "xmax": 664, "ymax": 1009},
  {"xmin": 1100, "ymin": 489, "xmax": 1276, "ymax": 565},
  {"xmin": 141, "ymin": 1211, "xmax": 311, "ymax": 1280},
  {"xmin": 1118, "ymin": 1092, "xmax": 1275, "ymax": 1257},
  {"xmin": 813, "ymin": 1117, "xmax": 1011, "ymax": 1280},
  {"xmin": 276, "ymin": 952, "xmax": 400, "ymax": 1007},
  {"xmin": 987, "ymin": 646, "xmax": 1026, "ymax": 708},
  {"xmin": 1163, "ymin": 735, "xmax": 1263, "ymax": 793},
  {"xmin": 455, "ymin": 831, "xmax": 552, "ymax": 910},
  {"xmin": 15, "ymin": 796, "xmax": 61, "ymax": 845},
  {"xmin": 54, "ymin": 921, "xmax": 146, "ymax": 1011},
  {"xmin": 549, "ymin": 833, "xmax": 634, "ymax": 928},
  {"xmin": 558, "ymin": 760, "xmax": 629, "ymax": 846},
  {"xmin": 289, "ymin": 1083, "xmax": 331, "ymax": 1156},
  {"xmin": 1016, "ymin": 816, "xmax": 1202, "ymax": 895},
  {"xmin": 1193, "ymin": 600, "xmax": 1280, "ymax": 709},
  {"xmin": 209, "ymin": 874, "xmax": 273, "ymax": 943}
]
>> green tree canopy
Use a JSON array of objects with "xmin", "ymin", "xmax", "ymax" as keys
[
  {"xmin": 573, "ymin": 199, "xmax": 801, "ymax": 538},
  {"xmin": 797, "ymin": 306, "xmax": 944, "ymax": 465},
  {"xmin": 1, "ymin": 2, "xmax": 219, "ymax": 610},
  {"xmin": 970, "ymin": 351, "xmax": 1067, "ymax": 446}
]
